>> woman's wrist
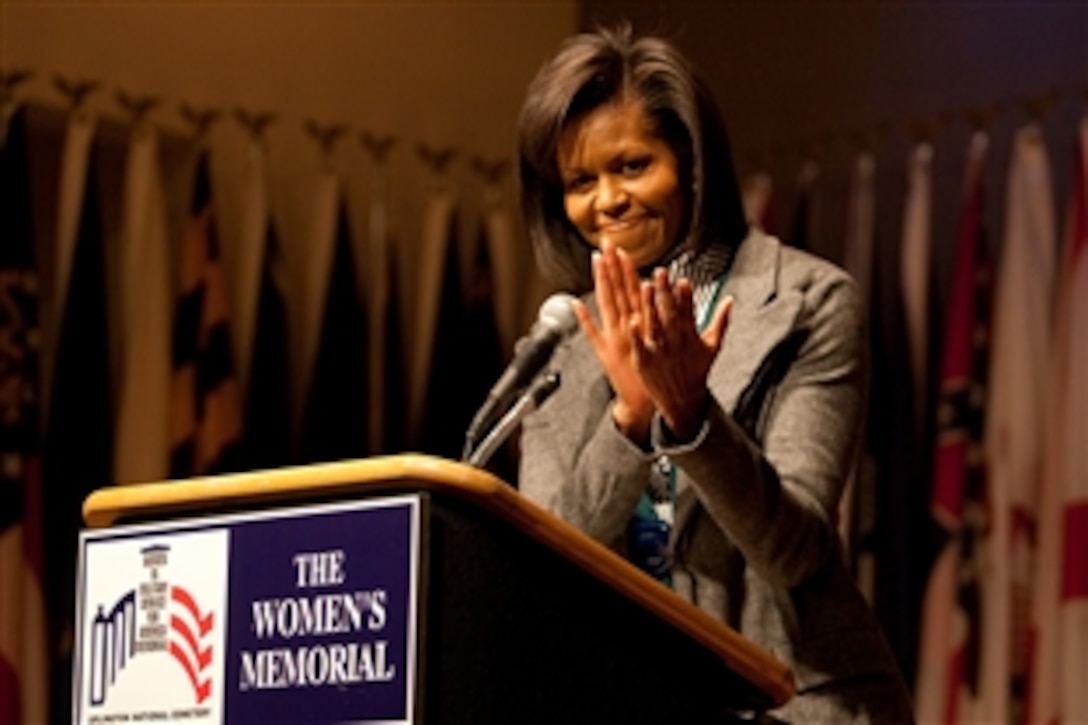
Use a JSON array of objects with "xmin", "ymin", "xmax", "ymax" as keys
[
  {"xmin": 660, "ymin": 391, "xmax": 709, "ymax": 443},
  {"xmin": 611, "ymin": 399, "xmax": 652, "ymax": 446}
]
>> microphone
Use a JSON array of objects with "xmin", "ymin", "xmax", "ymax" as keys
[
  {"xmin": 462, "ymin": 293, "xmax": 577, "ymax": 459},
  {"xmin": 466, "ymin": 372, "xmax": 561, "ymax": 468}
]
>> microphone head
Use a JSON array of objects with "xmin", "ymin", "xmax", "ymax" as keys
[{"xmin": 537, "ymin": 292, "xmax": 578, "ymax": 335}]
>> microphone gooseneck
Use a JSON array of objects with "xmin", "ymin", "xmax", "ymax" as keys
[
  {"xmin": 466, "ymin": 372, "xmax": 561, "ymax": 468},
  {"xmin": 462, "ymin": 293, "xmax": 577, "ymax": 462}
]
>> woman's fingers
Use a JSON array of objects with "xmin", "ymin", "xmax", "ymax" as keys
[
  {"xmin": 572, "ymin": 298, "xmax": 601, "ymax": 345},
  {"xmin": 591, "ymin": 253, "xmax": 731, "ymax": 364},
  {"xmin": 702, "ymin": 294, "xmax": 734, "ymax": 350},
  {"xmin": 628, "ymin": 314, "xmax": 650, "ymax": 360},
  {"xmin": 593, "ymin": 242, "xmax": 638, "ymax": 328},
  {"xmin": 591, "ymin": 251, "xmax": 618, "ymax": 329},
  {"xmin": 671, "ymin": 277, "xmax": 694, "ymax": 327},
  {"xmin": 617, "ymin": 247, "xmax": 643, "ymax": 319},
  {"xmin": 605, "ymin": 245, "xmax": 631, "ymax": 319},
  {"xmin": 653, "ymin": 268, "xmax": 677, "ymax": 326},
  {"xmin": 639, "ymin": 280, "xmax": 662, "ymax": 351}
]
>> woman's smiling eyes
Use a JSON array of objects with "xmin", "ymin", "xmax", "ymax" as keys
[
  {"xmin": 563, "ymin": 155, "xmax": 654, "ymax": 193},
  {"xmin": 619, "ymin": 156, "xmax": 651, "ymax": 176},
  {"xmin": 564, "ymin": 172, "xmax": 594, "ymax": 193}
]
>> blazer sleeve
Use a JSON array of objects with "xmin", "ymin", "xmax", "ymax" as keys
[{"xmin": 658, "ymin": 265, "xmax": 867, "ymax": 589}]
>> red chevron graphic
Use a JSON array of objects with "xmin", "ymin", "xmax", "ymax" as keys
[
  {"xmin": 171, "ymin": 614, "xmax": 213, "ymax": 669},
  {"xmin": 172, "ymin": 585, "xmax": 214, "ymax": 636},
  {"xmin": 169, "ymin": 640, "xmax": 212, "ymax": 704},
  {"xmin": 169, "ymin": 585, "xmax": 214, "ymax": 703}
]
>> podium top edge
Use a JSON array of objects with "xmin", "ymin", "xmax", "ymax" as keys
[{"xmin": 82, "ymin": 453, "xmax": 504, "ymax": 529}]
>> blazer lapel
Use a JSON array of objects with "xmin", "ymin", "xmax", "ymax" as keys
[
  {"xmin": 712, "ymin": 230, "xmax": 806, "ymax": 412},
  {"xmin": 673, "ymin": 231, "xmax": 805, "ymax": 532}
]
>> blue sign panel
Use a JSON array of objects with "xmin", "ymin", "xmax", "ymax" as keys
[{"xmin": 72, "ymin": 494, "xmax": 422, "ymax": 725}]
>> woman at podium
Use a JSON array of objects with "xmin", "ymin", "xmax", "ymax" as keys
[{"xmin": 514, "ymin": 24, "xmax": 914, "ymax": 723}]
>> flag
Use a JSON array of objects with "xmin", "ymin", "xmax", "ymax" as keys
[
  {"xmin": 787, "ymin": 158, "xmax": 818, "ymax": 252},
  {"xmin": 842, "ymin": 151, "xmax": 876, "ymax": 307},
  {"xmin": 1028, "ymin": 116, "xmax": 1088, "ymax": 724},
  {"xmin": 468, "ymin": 218, "xmax": 514, "ymax": 477},
  {"xmin": 875, "ymin": 142, "xmax": 941, "ymax": 691},
  {"xmin": 299, "ymin": 171, "xmax": 368, "ymax": 463},
  {"xmin": 234, "ymin": 138, "xmax": 291, "ymax": 470},
  {"xmin": 1049, "ymin": 203, "xmax": 1088, "ymax": 722},
  {"xmin": 367, "ymin": 166, "xmax": 406, "ymax": 454},
  {"xmin": 415, "ymin": 200, "xmax": 468, "ymax": 458},
  {"xmin": 901, "ymin": 141, "xmax": 935, "ymax": 441},
  {"xmin": 839, "ymin": 149, "xmax": 878, "ymax": 597},
  {"xmin": 894, "ymin": 141, "xmax": 939, "ymax": 659},
  {"xmin": 41, "ymin": 109, "xmax": 112, "ymax": 721},
  {"xmin": 410, "ymin": 189, "xmax": 504, "ymax": 462},
  {"xmin": 480, "ymin": 183, "xmax": 524, "ymax": 359},
  {"xmin": 169, "ymin": 148, "xmax": 243, "ymax": 477},
  {"xmin": 742, "ymin": 170, "xmax": 775, "ymax": 235},
  {"xmin": 113, "ymin": 122, "xmax": 172, "ymax": 484},
  {"xmin": 478, "ymin": 182, "xmax": 530, "ymax": 481},
  {"xmin": 983, "ymin": 122, "xmax": 1057, "ymax": 723},
  {"xmin": 0, "ymin": 104, "xmax": 49, "ymax": 725},
  {"xmin": 420, "ymin": 217, "xmax": 504, "ymax": 465},
  {"xmin": 378, "ymin": 234, "xmax": 407, "ymax": 454},
  {"xmin": 865, "ymin": 142, "xmax": 930, "ymax": 688},
  {"xmin": 407, "ymin": 190, "xmax": 456, "ymax": 448},
  {"xmin": 914, "ymin": 131, "xmax": 994, "ymax": 723}
]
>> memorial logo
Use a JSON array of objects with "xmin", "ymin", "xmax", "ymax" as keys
[{"xmin": 76, "ymin": 529, "xmax": 228, "ymax": 723}]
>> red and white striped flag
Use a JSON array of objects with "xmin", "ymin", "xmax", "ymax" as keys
[
  {"xmin": 1051, "ymin": 197, "xmax": 1088, "ymax": 723},
  {"xmin": 915, "ymin": 131, "xmax": 993, "ymax": 724},
  {"xmin": 985, "ymin": 121, "xmax": 1057, "ymax": 723},
  {"xmin": 1028, "ymin": 115, "xmax": 1088, "ymax": 725}
]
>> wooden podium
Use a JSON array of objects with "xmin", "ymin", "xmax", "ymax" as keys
[{"xmin": 73, "ymin": 454, "xmax": 793, "ymax": 724}]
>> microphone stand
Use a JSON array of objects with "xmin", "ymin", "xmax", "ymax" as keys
[{"xmin": 463, "ymin": 373, "xmax": 560, "ymax": 468}]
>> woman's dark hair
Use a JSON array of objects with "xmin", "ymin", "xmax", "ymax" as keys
[{"xmin": 516, "ymin": 24, "xmax": 748, "ymax": 291}]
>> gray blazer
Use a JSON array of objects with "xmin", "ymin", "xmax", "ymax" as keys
[{"xmin": 519, "ymin": 229, "xmax": 913, "ymax": 722}]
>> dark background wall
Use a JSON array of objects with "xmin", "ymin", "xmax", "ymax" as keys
[{"xmin": 582, "ymin": 1, "xmax": 1087, "ymax": 281}]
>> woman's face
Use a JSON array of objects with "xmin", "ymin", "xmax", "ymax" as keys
[{"xmin": 557, "ymin": 99, "xmax": 689, "ymax": 268}]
